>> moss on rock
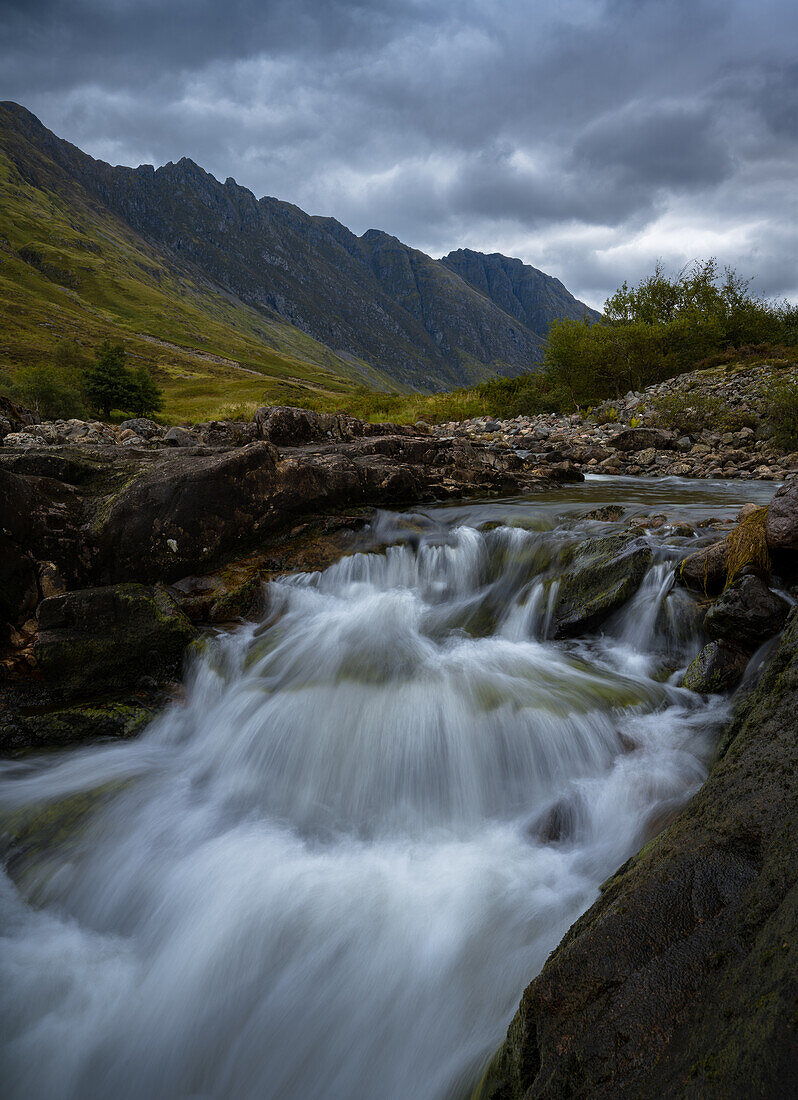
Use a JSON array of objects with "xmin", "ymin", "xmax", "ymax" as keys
[{"xmin": 553, "ymin": 533, "xmax": 653, "ymax": 638}]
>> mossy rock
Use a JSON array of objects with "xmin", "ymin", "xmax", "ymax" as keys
[
  {"xmin": 553, "ymin": 533, "xmax": 653, "ymax": 638},
  {"xmin": 682, "ymin": 641, "xmax": 750, "ymax": 694},
  {"xmin": 34, "ymin": 583, "xmax": 196, "ymax": 699},
  {"xmin": 13, "ymin": 699, "xmax": 157, "ymax": 750}
]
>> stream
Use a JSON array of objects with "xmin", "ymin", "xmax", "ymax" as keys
[{"xmin": 0, "ymin": 476, "xmax": 777, "ymax": 1100}]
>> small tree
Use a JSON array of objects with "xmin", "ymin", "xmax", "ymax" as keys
[
  {"xmin": 84, "ymin": 341, "xmax": 133, "ymax": 419},
  {"xmin": 14, "ymin": 363, "xmax": 87, "ymax": 419},
  {"xmin": 129, "ymin": 366, "xmax": 164, "ymax": 418}
]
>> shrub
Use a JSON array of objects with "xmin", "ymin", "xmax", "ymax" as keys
[{"xmin": 766, "ymin": 377, "xmax": 798, "ymax": 450}]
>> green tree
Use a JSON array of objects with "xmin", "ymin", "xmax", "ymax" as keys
[
  {"xmin": 83, "ymin": 341, "xmax": 134, "ymax": 419},
  {"xmin": 128, "ymin": 365, "xmax": 164, "ymax": 418},
  {"xmin": 13, "ymin": 363, "xmax": 86, "ymax": 419}
]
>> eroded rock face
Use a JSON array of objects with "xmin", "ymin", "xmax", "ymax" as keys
[
  {"xmin": 703, "ymin": 574, "xmax": 790, "ymax": 647},
  {"xmin": 35, "ymin": 584, "xmax": 196, "ymax": 699},
  {"xmin": 765, "ymin": 477, "xmax": 798, "ymax": 553},
  {"xmin": 478, "ymin": 609, "xmax": 798, "ymax": 1100},
  {"xmin": 553, "ymin": 534, "xmax": 653, "ymax": 638},
  {"xmin": 97, "ymin": 441, "xmax": 280, "ymax": 583}
]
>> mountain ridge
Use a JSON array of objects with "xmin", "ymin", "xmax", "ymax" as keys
[{"xmin": 0, "ymin": 101, "xmax": 598, "ymax": 396}]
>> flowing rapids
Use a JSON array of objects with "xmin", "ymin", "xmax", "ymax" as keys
[{"xmin": 0, "ymin": 477, "xmax": 777, "ymax": 1100}]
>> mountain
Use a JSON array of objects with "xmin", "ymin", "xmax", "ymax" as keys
[
  {"xmin": 441, "ymin": 248, "xmax": 600, "ymax": 333},
  {"xmin": 0, "ymin": 102, "xmax": 597, "ymax": 404}
]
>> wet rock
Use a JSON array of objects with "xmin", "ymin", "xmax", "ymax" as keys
[
  {"xmin": 765, "ymin": 477, "xmax": 798, "ymax": 553},
  {"xmin": 477, "ymin": 609, "xmax": 798, "ymax": 1100},
  {"xmin": 583, "ymin": 505, "xmax": 626, "ymax": 522},
  {"xmin": 35, "ymin": 583, "xmax": 196, "ymax": 699},
  {"xmin": 553, "ymin": 533, "xmax": 653, "ymax": 637},
  {"xmin": 703, "ymin": 575, "xmax": 790, "ymax": 647},
  {"xmin": 677, "ymin": 539, "xmax": 729, "ymax": 594},
  {"xmin": 682, "ymin": 640, "xmax": 750, "ymax": 693},
  {"xmin": 6, "ymin": 699, "xmax": 158, "ymax": 751},
  {"xmin": 208, "ymin": 574, "xmax": 265, "ymax": 623}
]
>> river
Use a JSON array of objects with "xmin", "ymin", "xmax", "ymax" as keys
[{"xmin": 0, "ymin": 476, "xmax": 777, "ymax": 1100}]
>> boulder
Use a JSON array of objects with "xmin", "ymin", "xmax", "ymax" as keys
[
  {"xmin": 163, "ymin": 425, "xmax": 201, "ymax": 447},
  {"xmin": 609, "ymin": 427, "xmax": 676, "ymax": 452},
  {"xmin": 765, "ymin": 477, "xmax": 798, "ymax": 553},
  {"xmin": 703, "ymin": 575, "xmax": 790, "ymax": 647},
  {"xmin": 677, "ymin": 539, "xmax": 728, "ymax": 595},
  {"xmin": 35, "ymin": 583, "xmax": 196, "ymax": 698},
  {"xmin": 553, "ymin": 534, "xmax": 653, "ymax": 637},
  {"xmin": 682, "ymin": 640, "xmax": 750, "ymax": 693},
  {"xmin": 119, "ymin": 417, "xmax": 163, "ymax": 440},
  {"xmin": 97, "ymin": 442, "xmax": 279, "ymax": 582}
]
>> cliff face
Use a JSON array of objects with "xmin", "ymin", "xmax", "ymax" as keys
[
  {"xmin": 0, "ymin": 102, "xmax": 595, "ymax": 392},
  {"xmin": 441, "ymin": 249, "xmax": 600, "ymax": 336},
  {"xmin": 478, "ymin": 609, "xmax": 798, "ymax": 1100}
]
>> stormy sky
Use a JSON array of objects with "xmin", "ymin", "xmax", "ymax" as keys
[{"xmin": 2, "ymin": 0, "xmax": 797, "ymax": 308}]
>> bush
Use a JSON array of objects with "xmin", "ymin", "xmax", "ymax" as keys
[
  {"xmin": 766, "ymin": 378, "xmax": 798, "ymax": 450},
  {"xmin": 542, "ymin": 261, "xmax": 794, "ymax": 410}
]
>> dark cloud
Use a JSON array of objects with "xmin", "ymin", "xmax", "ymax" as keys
[{"xmin": 1, "ymin": 0, "xmax": 796, "ymax": 307}]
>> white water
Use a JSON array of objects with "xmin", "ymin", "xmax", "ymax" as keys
[{"xmin": 2, "ymin": 481, "xmax": 771, "ymax": 1100}]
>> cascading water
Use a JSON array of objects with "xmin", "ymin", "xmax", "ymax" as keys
[{"xmin": 0, "ymin": 477, "xmax": 777, "ymax": 1100}]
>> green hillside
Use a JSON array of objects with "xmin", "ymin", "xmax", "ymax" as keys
[{"xmin": 0, "ymin": 141, "xmax": 394, "ymax": 422}]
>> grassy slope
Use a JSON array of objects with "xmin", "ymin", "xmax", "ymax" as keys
[
  {"xmin": 0, "ymin": 145, "xmax": 397, "ymax": 421},
  {"xmin": 317, "ymin": 350, "xmax": 798, "ymax": 424}
]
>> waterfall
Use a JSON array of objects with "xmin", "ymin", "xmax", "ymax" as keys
[{"xmin": 2, "ymin": 478, "xmax": 771, "ymax": 1100}]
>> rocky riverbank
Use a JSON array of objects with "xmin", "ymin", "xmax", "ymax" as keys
[
  {"xmin": 432, "ymin": 363, "xmax": 798, "ymax": 481},
  {"xmin": 476, "ymin": 478, "xmax": 798, "ymax": 1100},
  {"xmin": 1, "ymin": 403, "xmax": 583, "ymax": 749}
]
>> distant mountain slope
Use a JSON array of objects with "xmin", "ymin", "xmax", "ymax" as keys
[
  {"xmin": 0, "ymin": 102, "xmax": 595, "ymax": 395},
  {"xmin": 440, "ymin": 248, "xmax": 600, "ymax": 334}
]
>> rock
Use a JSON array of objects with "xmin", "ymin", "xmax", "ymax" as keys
[
  {"xmin": 477, "ymin": 609, "xmax": 798, "ymax": 1100},
  {"xmin": 765, "ymin": 477, "xmax": 798, "ymax": 553},
  {"xmin": 97, "ymin": 442, "xmax": 280, "ymax": 583},
  {"xmin": 34, "ymin": 583, "xmax": 196, "ymax": 698},
  {"xmin": 36, "ymin": 561, "xmax": 66, "ymax": 599},
  {"xmin": 0, "ymin": 535, "xmax": 38, "ymax": 627},
  {"xmin": 609, "ymin": 427, "xmax": 675, "ymax": 452},
  {"xmin": 703, "ymin": 575, "xmax": 790, "ymax": 647},
  {"xmin": 553, "ymin": 534, "xmax": 653, "ymax": 638},
  {"xmin": 583, "ymin": 505, "xmax": 626, "ymax": 522},
  {"xmin": 636, "ymin": 446, "xmax": 656, "ymax": 466},
  {"xmin": 208, "ymin": 574, "xmax": 265, "ymax": 623},
  {"xmin": 119, "ymin": 417, "xmax": 163, "ymax": 439},
  {"xmin": 163, "ymin": 425, "xmax": 201, "ymax": 447},
  {"xmin": 737, "ymin": 502, "xmax": 760, "ymax": 521},
  {"xmin": 682, "ymin": 640, "xmax": 750, "ymax": 693},
  {"xmin": 7, "ymin": 700, "xmax": 157, "ymax": 751},
  {"xmin": 678, "ymin": 540, "xmax": 728, "ymax": 594},
  {"xmin": 198, "ymin": 420, "xmax": 258, "ymax": 447}
]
